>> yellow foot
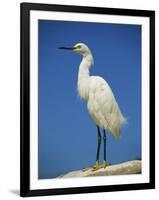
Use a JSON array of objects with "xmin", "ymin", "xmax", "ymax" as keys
[
  {"xmin": 100, "ymin": 160, "xmax": 108, "ymax": 169},
  {"xmin": 82, "ymin": 161, "xmax": 109, "ymax": 172},
  {"xmin": 92, "ymin": 161, "xmax": 100, "ymax": 171},
  {"xmin": 92, "ymin": 161, "xmax": 109, "ymax": 171},
  {"xmin": 82, "ymin": 161, "xmax": 100, "ymax": 172}
]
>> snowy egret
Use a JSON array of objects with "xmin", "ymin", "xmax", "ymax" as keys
[{"xmin": 59, "ymin": 43, "xmax": 126, "ymax": 170}]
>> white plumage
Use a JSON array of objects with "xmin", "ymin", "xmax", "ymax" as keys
[
  {"xmin": 59, "ymin": 42, "xmax": 126, "ymax": 169},
  {"xmin": 75, "ymin": 43, "xmax": 126, "ymax": 139}
]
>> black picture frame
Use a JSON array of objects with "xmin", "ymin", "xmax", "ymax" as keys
[{"xmin": 20, "ymin": 2, "xmax": 155, "ymax": 197}]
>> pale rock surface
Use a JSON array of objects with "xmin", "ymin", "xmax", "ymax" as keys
[{"xmin": 58, "ymin": 160, "xmax": 141, "ymax": 178}]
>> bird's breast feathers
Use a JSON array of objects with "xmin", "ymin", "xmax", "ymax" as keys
[{"xmin": 77, "ymin": 79, "xmax": 90, "ymax": 100}]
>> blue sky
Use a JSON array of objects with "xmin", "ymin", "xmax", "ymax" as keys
[{"xmin": 38, "ymin": 20, "xmax": 141, "ymax": 179}]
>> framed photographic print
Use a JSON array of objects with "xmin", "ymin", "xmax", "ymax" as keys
[{"xmin": 20, "ymin": 2, "xmax": 155, "ymax": 197}]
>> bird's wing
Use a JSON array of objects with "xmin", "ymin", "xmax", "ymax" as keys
[{"xmin": 88, "ymin": 76, "xmax": 122, "ymax": 138}]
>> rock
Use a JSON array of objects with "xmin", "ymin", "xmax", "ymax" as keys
[{"xmin": 57, "ymin": 160, "xmax": 141, "ymax": 178}]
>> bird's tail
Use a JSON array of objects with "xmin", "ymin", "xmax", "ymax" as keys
[
  {"xmin": 114, "ymin": 128, "xmax": 121, "ymax": 140},
  {"xmin": 120, "ymin": 113, "xmax": 127, "ymax": 126},
  {"xmin": 113, "ymin": 114, "xmax": 127, "ymax": 139}
]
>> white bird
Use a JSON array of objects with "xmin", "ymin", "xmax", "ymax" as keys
[{"xmin": 59, "ymin": 43, "xmax": 126, "ymax": 171}]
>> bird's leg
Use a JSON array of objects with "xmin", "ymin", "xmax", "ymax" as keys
[
  {"xmin": 101, "ymin": 129, "xmax": 108, "ymax": 168},
  {"xmin": 91, "ymin": 126, "xmax": 101, "ymax": 171},
  {"xmin": 82, "ymin": 126, "xmax": 101, "ymax": 172}
]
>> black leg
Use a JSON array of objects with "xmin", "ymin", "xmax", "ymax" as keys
[
  {"xmin": 96, "ymin": 126, "xmax": 101, "ymax": 162},
  {"xmin": 103, "ymin": 129, "xmax": 106, "ymax": 164},
  {"xmin": 82, "ymin": 126, "xmax": 101, "ymax": 171}
]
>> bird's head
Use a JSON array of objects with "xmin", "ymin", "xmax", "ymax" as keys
[{"xmin": 59, "ymin": 43, "xmax": 92, "ymax": 57}]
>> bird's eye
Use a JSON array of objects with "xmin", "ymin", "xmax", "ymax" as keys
[{"xmin": 77, "ymin": 45, "xmax": 81, "ymax": 49}]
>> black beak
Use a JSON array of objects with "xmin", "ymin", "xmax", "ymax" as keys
[{"xmin": 59, "ymin": 47, "xmax": 76, "ymax": 50}]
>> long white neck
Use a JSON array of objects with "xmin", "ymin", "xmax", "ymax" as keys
[{"xmin": 77, "ymin": 54, "xmax": 93, "ymax": 100}]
